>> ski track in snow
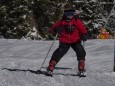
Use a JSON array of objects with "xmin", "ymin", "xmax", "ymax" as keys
[{"xmin": 0, "ymin": 39, "xmax": 115, "ymax": 86}]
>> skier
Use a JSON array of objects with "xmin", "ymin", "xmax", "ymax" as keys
[{"xmin": 47, "ymin": 4, "xmax": 88, "ymax": 76}]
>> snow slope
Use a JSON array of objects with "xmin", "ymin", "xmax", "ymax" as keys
[{"xmin": 0, "ymin": 39, "xmax": 115, "ymax": 86}]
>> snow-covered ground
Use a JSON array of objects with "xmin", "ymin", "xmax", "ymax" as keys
[{"xmin": 0, "ymin": 39, "xmax": 115, "ymax": 86}]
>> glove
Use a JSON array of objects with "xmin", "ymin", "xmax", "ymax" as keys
[
  {"xmin": 54, "ymin": 26, "xmax": 62, "ymax": 34},
  {"xmin": 81, "ymin": 34, "xmax": 88, "ymax": 42}
]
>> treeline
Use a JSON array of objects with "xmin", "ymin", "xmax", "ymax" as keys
[{"xmin": 0, "ymin": 0, "xmax": 114, "ymax": 39}]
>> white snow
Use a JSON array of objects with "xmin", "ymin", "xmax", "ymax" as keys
[{"xmin": 0, "ymin": 39, "xmax": 115, "ymax": 86}]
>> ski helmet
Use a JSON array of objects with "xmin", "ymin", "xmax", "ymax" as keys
[{"xmin": 63, "ymin": 4, "xmax": 76, "ymax": 17}]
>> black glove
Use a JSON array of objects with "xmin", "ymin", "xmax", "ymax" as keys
[
  {"xmin": 81, "ymin": 34, "xmax": 88, "ymax": 42},
  {"xmin": 54, "ymin": 26, "xmax": 62, "ymax": 34}
]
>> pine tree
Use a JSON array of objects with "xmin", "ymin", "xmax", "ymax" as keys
[{"xmin": 0, "ymin": 0, "xmax": 30, "ymax": 39}]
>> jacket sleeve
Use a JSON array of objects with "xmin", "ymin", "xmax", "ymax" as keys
[
  {"xmin": 50, "ymin": 20, "xmax": 62, "ymax": 34},
  {"xmin": 76, "ymin": 19, "xmax": 87, "ymax": 35}
]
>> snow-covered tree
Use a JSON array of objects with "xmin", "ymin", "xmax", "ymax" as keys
[
  {"xmin": 73, "ymin": 0, "xmax": 114, "ymax": 38},
  {"xmin": 0, "ymin": 0, "xmax": 30, "ymax": 39}
]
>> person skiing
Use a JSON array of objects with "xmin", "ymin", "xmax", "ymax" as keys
[{"xmin": 47, "ymin": 4, "xmax": 88, "ymax": 76}]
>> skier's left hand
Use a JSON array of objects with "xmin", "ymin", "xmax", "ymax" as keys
[
  {"xmin": 81, "ymin": 34, "xmax": 88, "ymax": 42},
  {"xmin": 54, "ymin": 26, "xmax": 62, "ymax": 34}
]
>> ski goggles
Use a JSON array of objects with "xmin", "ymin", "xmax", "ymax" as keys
[{"xmin": 64, "ymin": 10, "xmax": 75, "ymax": 16}]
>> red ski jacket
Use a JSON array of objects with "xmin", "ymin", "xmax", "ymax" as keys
[{"xmin": 50, "ymin": 18, "xmax": 87, "ymax": 43}]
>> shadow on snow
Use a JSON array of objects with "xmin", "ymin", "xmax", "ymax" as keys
[{"xmin": 2, "ymin": 67, "xmax": 77, "ymax": 76}]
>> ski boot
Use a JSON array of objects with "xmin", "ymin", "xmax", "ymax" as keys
[
  {"xmin": 46, "ymin": 60, "xmax": 56, "ymax": 77},
  {"xmin": 77, "ymin": 60, "xmax": 86, "ymax": 77}
]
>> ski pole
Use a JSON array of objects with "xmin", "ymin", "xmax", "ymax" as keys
[
  {"xmin": 83, "ymin": 41, "xmax": 85, "ymax": 47},
  {"xmin": 104, "ymin": 4, "xmax": 115, "ymax": 27},
  {"xmin": 113, "ymin": 31, "xmax": 115, "ymax": 72},
  {"xmin": 39, "ymin": 33, "xmax": 58, "ymax": 71}
]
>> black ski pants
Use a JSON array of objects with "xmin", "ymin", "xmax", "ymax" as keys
[{"xmin": 50, "ymin": 41, "xmax": 86, "ymax": 63}]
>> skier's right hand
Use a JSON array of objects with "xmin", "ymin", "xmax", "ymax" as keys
[
  {"xmin": 81, "ymin": 33, "xmax": 88, "ymax": 42},
  {"xmin": 54, "ymin": 26, "xmax": 62, "ymax": 34}
]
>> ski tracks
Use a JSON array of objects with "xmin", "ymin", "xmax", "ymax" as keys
[{"xmin": 0, "ymin": 39, "xmax": 115, "ymax": 86}]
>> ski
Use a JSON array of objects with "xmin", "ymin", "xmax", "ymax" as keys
[{"xmin": 38, "ymin": 69, "xmax": 86, "ymax": 77}]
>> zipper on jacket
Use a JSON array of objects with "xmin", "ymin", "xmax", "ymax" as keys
[{"xmin": 69, "ymin": 22, "xmax": 71, "ymax": 43}]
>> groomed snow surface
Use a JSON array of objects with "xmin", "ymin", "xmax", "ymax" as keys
[{"xmin": 0, "ymin": 39, "xmax": 115, "ymax": 86}]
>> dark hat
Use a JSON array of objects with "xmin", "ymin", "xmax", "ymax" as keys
[{"xmin": 64, "ymin": 4, "xmax": 76, "ymax": 11}]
